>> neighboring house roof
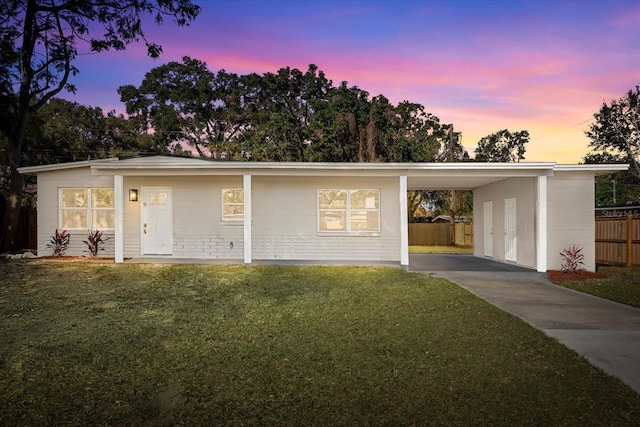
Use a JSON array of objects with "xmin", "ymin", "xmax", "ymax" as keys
[
  {"xmin": 432, "ymin": 215, "xmax": 470, "ymax": 223},
  {"xmin": 18, "ymin": 156, "xmax": 629, "ymax": 190}
]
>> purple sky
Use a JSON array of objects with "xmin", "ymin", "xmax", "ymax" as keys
[{"xmin": 63, "ymin": 0, "xmax": 640, "ymax": 163}]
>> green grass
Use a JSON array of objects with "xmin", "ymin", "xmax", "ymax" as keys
[
  {"xmin": 1, "ymin": 260, "xmax": 639, "ymax": 425},
  {"xmin": 409, "ymin": 245, "xmax": 473, "ymax": 254},
  {"xmin": 554, "ymin": 266, "xmax": 640, "ymax": 308}
]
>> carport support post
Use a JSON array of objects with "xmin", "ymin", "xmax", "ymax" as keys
[
  {"xmin": 243, "ymin": 174, "xmax": 252, "ymax": 264},
  {"xmin": 400, "ymin": 175, "xmax": 409, "ymax": 266},
  {"xmin": 536, "ymin": 176, "xmax": 547, "ymax": 272},
  {"xmin": 114, "ymin": 174, "xmax": 124, "ymax": 263}
]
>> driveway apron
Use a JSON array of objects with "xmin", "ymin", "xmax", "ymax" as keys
[{"xmin": 410, "ymin": 254, "xmax": 640, "ymax": 394}]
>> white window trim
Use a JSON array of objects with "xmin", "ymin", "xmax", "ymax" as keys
[
  {"xmin": 59, "ymin": 188, "xmax": 115, "ymax": 230},
  {"xmin": 317, "ymin": 189, "xmax": 381, "ymax": 236},
  {"xmin": 221, "ymin": 188, "xmax": 244, "ymax": 223}
]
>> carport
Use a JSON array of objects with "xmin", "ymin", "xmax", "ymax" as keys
[
  {"xmin": 404, "ymin": 163, "xmax": 627, "ymax": 272},
  {"xmin": 403, "ymin": 162, "xmax": 555, "ymax": 272}
]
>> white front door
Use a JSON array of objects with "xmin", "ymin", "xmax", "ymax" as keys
[
  {"xmin": 504, "ymin": 197, "xmax": 517, "ymax": 262},
  {"xmin": 141, "ymin": 187, "xmax": 173, "ymax": 255},
  {"xmin": 483, "ymin": 201, "xmax": 493, "ymax": 257}
]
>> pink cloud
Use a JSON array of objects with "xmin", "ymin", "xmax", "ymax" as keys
[
  {"xmin": 609, "ymin": 4, "xmax": 640, "ymax": 27},
  {"xmin": 58, "ymin": 0, "xmax": 638, "ymax": 165}
]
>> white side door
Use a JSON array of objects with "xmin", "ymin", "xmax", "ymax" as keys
[
  {"xmin": 141, "ymin": 187, "xmax": 173, "ymax": 255},
  {"xmin": 504, "ymin": 197, "xmax": 517, "ymax": 262},
  {"xmin": 483, "ymin": 201, "xmax": 493, "ymax": 257}
]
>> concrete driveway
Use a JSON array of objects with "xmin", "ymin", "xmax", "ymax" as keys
[{"xmin": 410, "ymin": 254, "xmax": 640, "ymax": 394}]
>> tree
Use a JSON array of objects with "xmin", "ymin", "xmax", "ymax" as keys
[
  {"xmin": 310, "ymin": 85, "xmax": 443, "ymax": 163},
  {"xmin": 436, "ymin": 124, "xmax": 467, "ymax": 162},
  {"xmin": 585, "ymin": 86, "xmax": 640, "ymax": 179},
  {"xmin": 413, "ymin": 123, "xmax": 468, "ymax": 228},
  {"xmin": 379, "ymin": 101, "xmax": 442, "ymax": 163},
  {"xmin": 584, "ymin": 152, "xmax": 640, "ymax": 206},
  {"xmin": 584, "ymin": 86, "xmax": 640, "ymax": 206},
  {"xmin": 431, "ymin": 124, "xmax": 471, "ymax": 242},
  {"xmin": 27, "ymin": 98, "xmax": 158, "ymax": 164},
  {"xmin": 119, "ymin": 56, "xmax": 220, "ymax": 157},
  {"xmin": 117, "ymin": 59, "xmax": 452, "ymax": 164},
  {"xmin": 407, "ymin": 191, "xmax": 426, "ymax": 223},
  {"xmin": 246, "ymin": 64, "xmax": 334, "ymax": 162},
  {"xmin": 0, "ymin": 0, "xmax": 200, "ymax": 251},
  {"xmin": 308, "ymin": 82, "xmax": 370, "ymax": 162},
  {"xmin": 474, "ymin": 129, "xmax": 529, "ymax": 162}
]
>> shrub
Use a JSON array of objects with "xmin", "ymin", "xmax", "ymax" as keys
[
  {"xmin": 46, "ymin": 229, "xmax": 70, "ymax": 257},
  {"xmin": 83, "ymin": 229, "xmax": 108, "ymax": 258},
  {"xmin": 560, "ymin": 245, "xmax": 584, "ymax": 274}
]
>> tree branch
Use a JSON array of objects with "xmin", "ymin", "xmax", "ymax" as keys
[{"xmin": 30, "ymin": 6, "xmax": 73, "ymax": 112}]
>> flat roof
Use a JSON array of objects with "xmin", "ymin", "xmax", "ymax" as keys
[{"xmin": 18, "ymin": 156, "xmax": 629, "ymax": 191}]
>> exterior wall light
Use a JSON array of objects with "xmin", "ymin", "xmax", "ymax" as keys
[{"xmin": 129, "ymin": 189, "xmax": 139, "ymax": 202}]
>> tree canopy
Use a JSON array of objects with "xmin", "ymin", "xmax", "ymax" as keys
[
  {"xmin": 584, "ymin": 86, "xmax": 640, "ymax": 206},
  {"xmin": 28, "ymin": 98, "xmax": 158, "ymax": 163},
  {"xmin": 0, "ymin": 0, "xmax": 200, "ymax": 251},
  {"xmin": 585, "ymin": 86, "xmax": 640, "ymax": 178},
  {"xmin": 474, "ymin": 129, "xmax": 529, "ymax": 162},
  {"xmin": 118, "ymin": 60, "xmax": 450, "ymax": 163}
]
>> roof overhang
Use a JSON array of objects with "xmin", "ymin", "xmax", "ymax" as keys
[
  {"xmin": 18, "ymin": 157, "xmax": 119, "ymax": 174},
  {"xmin": 87, "ymin": 158, "xmax": 559, "ymax": 190},
  {"xmin": 18, "ymin": 156, "xmax": 630, "ymax": 191},
  {"xmin": 554, "ymin": 164, "xmax": 629, "ymax": 175}
]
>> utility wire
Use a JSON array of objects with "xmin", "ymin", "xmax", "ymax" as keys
[{"xmin": 531, "ymin": 117, "xmax": 595, "ymax": 141}]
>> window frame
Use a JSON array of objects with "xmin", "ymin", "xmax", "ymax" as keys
[
  {"xmin": 58, "ymin": 188, "xmax": 115, "ymax": 230},
  {"xmin": 221, "ymin": 188, "xmax": 244, "ymax": 223},
  {"xmin": 317, "ymin": 189, "xmax": 380, "ymax": 235}
]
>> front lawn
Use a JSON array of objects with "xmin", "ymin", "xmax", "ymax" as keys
[
  {"xmin": 1, "ymin": 260, "xmax": 639, "ymax": 425},
  {"xmin": 552, "ymin": 266, "xmax": 640, "ymax": 308}
]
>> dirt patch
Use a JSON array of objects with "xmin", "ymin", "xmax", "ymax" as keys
[{"xmin": 548, "ymin": 270, "xmax": 607, "ymax": 282}]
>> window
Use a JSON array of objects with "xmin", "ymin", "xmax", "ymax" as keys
[
  {"xmin": 318, "ymin": 189, "xmax": 379, "ymax": 233},
  {"xmin": 222, "ymin": 189, "xmax": 244, "ymax": 222},
  {"xmin": 59, "ymin": 188, "xmax": 114, "ymax": 229}
]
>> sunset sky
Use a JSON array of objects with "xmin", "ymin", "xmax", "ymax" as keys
[{"xmin": 63, "ymin": 0, "xmax": 639, "ymax": 163}]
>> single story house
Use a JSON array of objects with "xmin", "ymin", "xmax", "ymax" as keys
[{"xmin": 19, "ymin": 156, "xmax": 627, "ymax": 272}]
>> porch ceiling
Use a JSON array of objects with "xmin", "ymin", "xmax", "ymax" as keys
[{"xmin": 407, "ymin": 175, "xmax": 511, "ymax": 190}]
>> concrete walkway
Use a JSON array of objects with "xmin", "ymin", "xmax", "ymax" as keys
[{"xmin": 410, "ymin": 254, "xmax": 640, "ymax": 394}]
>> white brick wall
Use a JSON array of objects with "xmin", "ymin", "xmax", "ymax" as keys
[
  {"xmin": 253, "ymin": 235, "xmax": 398, "ymax": 261},
  {"xmin": 173, "ymin": 236, "xmax": 243, "ymax": 259}
]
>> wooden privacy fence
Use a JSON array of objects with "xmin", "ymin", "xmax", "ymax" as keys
[
  {"xmin": 595, "ymin": 216, "xmax": 640, "ymax": 266},
  {"xmin": 13, "ymin": 208, "xmax": 37, "ymax": 250},
  {"xmin": 408, "ymin": 223, "xmax": 473, "ymax": 246}
]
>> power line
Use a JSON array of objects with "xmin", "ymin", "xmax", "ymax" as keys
[{"xmin": 531, "ymin": 117, "xmax": 594, "ymax": 141}]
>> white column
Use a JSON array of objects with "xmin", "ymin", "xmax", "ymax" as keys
[
  {"xmin": 399, "ymin": 175, "xmax": 409, "ymax": 266},
  {"xmin": 114, "ymin": 175, "xmax": 124, "ymax": 263},
  {"xmin": 536, "ymin": 176, "xmax": 548, "ymax": 272},
  {"xmin": 243, "ymin": 174, "xmax": 252, "ymax": 264}
]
